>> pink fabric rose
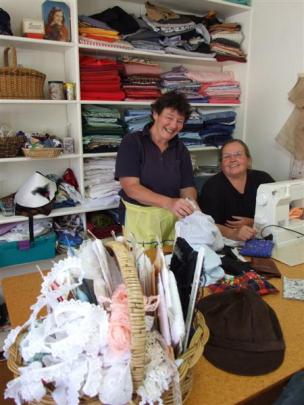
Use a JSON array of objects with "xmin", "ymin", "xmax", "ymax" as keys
[{"xmin": 108, "ymin": 284, "xmax": 131, "ymax": 355}]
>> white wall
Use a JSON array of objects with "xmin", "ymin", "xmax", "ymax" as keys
[{"xmin": 246, "ymin": 0, "xmax": 304, "ymax": 180}]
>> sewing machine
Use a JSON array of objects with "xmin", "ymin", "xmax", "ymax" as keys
[{"xmin": 254, "ymin": 179, "xmax": 304, "ymax": 266}]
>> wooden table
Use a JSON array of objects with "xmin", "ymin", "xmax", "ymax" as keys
[{"xmin": 185, "ymin": 261, "xmax": 304, "ymax": 405}]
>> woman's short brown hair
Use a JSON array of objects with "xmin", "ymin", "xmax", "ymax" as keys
[
  {"xmin": 219, "ymin": 139, "xmax": 251, "ymax": 162},
  {"xmin": 151, "ymin": 91, "xmax": 191, "ymax": 122}
]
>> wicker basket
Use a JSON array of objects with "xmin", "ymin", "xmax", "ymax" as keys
[
  {"xmin": 0, "ymin": 135, "xmax": 25, "ymax": 157},
  {"xmin": 7, "ymin": 240, "xmax": 209, "ymax": 404},
  {"xmin": 0, "ymin": 47, "xmax": 46, "ymax": 99},
  {"xmin": 22, "ymin": 148, "xmax": 63, "ymax": 158}
]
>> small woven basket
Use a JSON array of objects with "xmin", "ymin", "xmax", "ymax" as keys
[
  {"xmin": 7, "ymin": 240, "xmax": 209, "ymax": 404},
  {"xmin": 0, "ymin": 136, "xmax": 25, "ymax": 157},
  {"xmin": 0, "ymin": 47, "xmax": 46, "ymax": 99},
  {"xmin": 22, "ymin": 148, "xmax": 63, "ymax": 158}
]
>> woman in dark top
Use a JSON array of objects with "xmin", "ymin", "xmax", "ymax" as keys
[
  {"xmin": 115, "ymin": 91, "xmax": 197, "ymax": 246},
  {"xmin": 199, "ymin": 139, "xmax": 274, "ymax": 241}
]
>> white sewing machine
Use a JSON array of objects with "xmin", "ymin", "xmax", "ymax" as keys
[{"xmin": 254, "ymin": 179, "xmax": 304, "ymax": 266}]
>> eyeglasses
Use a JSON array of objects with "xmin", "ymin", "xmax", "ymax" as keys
[{"xmin": 222, "ymin": 151, "xmax": 245, "ymax": 161}]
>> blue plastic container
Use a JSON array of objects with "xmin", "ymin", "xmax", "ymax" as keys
[{"xmin": 0, "ymin": 231, "xmax": 56, "ymax": 268}]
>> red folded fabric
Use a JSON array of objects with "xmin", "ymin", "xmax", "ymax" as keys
[
  {"xmin": 81, "ymin": 83, "xmax": 122, "ymax": 91},
  {"xmin": 81, "ymin": 90, "xmax": 125, "ymax": 101},
  {"xmin": 80, "ymin": 56, "xmax": 122, "ymax": 68},
  {"xmin": 81, "ymin": 80, "xmax": 121, "ymax": 87}
]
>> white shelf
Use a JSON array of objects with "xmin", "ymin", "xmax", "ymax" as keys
[
  {"xmin": 0, "ymin": 35, "xmax": 75, "ymax": 52},
  {"xmin": 80, "ymin": 100, "xmax": 154, "ymax": 106},
  {"xmin": 80, "ymin": 100, "xmax": 241, "ymax": 108},
  {"xmin": 0, "ymin": 203, "xmax": 119, "ymax": 225},
  {"xmin": 83, "ymin": 152, "xmax": 117, "ymax": 158},
  {"xmin": 79, "ymin": 44, "xmax": 217, "ymax": 65},
  {"xmin": 0, "ymin": 154, "xmax": 81, "ymax": 163},
  {"xmin": 188, "ymin": 146, "xmax": 219, "ymax": 152},
  {"xmin": 0, "ymin": 99, "xmax": 78, "ymax": 104}
]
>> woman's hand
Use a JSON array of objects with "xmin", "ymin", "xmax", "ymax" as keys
[
  {"xmin": 217, "ymin": 223, "xmax": 256, "ymax": 242},
  {"xmin": 225, "ymin": 216, "xmax": 254, "ymax": 229},
  {"xmin": 234, "ymin": 225, "xmax": 256, "ymax": 241},
  {"xmin": 166, "ymin": 197, "xmax": 194, "ymax": 218}
]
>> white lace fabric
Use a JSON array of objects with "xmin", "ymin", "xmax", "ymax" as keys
[{"xmin": 137, "ymin": 330, "xmax": 182, "ymax": 405}]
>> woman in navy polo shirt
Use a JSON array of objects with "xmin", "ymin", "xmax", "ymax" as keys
[{"xmin": 115, "ymin": 91, "xmax": 197, "ymax": 247}]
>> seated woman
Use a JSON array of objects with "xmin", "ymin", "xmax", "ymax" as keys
[
  {"xmin": 199, "ymin": 139, "xmax": 274, "ymax": 241},
  {"xmin": 115, "ymin": 91, "xmax": 197, "ymax": 247}
]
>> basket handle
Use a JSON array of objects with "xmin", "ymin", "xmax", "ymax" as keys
[{"xmin": 4, "ymin": 47, "xmax": 17, "ymax": 68}]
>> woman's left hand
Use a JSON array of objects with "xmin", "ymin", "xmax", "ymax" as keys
[{"xmin": 225, "ymin": 216, "xmax": 254, "ymax": 229}]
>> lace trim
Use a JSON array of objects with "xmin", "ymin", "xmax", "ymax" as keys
[{"xmin": 137, "ymin": 331, "xmax": 181, "ymax": 405}]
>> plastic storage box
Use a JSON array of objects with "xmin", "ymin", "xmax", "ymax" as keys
[{"xmin": 0, "ymin": 231, "xmax": 56, "ymax": 268}]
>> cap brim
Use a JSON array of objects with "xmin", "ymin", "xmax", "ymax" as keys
[{"xmin": 204, "ymin": 343, "xmax": 285, "ymax": 376}]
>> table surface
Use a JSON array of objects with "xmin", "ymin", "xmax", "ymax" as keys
[{"xmin": 185, "ymin": 261, "xmax": 304, "ymax": 405}]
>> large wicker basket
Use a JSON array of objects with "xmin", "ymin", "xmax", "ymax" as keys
[
  {"xmin": 0, "ymin": 47, "xmax": 46, "ymax": 99},
  {"xmin": 7, "ymin": 240, "xmax": 209, "ymax": 404}
]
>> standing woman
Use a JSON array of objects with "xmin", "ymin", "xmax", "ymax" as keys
[
  {"xmin": 115, "ymin": 91, "xmax": 197, "ymax": 247},
  {"xmin": 199, "ymin": 139, "xmax": 274, "ymax": 241}
]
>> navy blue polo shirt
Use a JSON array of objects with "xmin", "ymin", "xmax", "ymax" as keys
[{"xmin": 115, "ymin": 125, "xmax": 195, "ymax": 206}]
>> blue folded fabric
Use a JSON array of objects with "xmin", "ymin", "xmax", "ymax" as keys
[{"xmin": 240, "ymin": 239, "xmax": 274, "ymax": 258}]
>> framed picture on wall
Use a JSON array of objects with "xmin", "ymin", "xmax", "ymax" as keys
[{"xmin": 42, "ymin": 1, "xmax": 71, "ymax": 42}]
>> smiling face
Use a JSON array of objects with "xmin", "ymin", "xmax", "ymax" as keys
[
  {"xmin": 151, "ymin": 107, "xmax": 185, "ymax": 145},
  {"xmin": 221, "ymin": 141, "xmax": 251, "ymax": 179},
  {"xmin": 53, "ymin": 10, "xmax": 64, "ymax": 25}
]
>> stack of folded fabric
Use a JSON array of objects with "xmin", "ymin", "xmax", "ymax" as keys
[
  {"xmin": 82, "ymin": 105, "xmax": 124, "ymax": 153},
  {"xmin": 89, "ymin": 5, "xmax": 140, "ymax": 36},
  {"xmin": 80, "ymin": 55, "xmax": 125, "ymax": 101},
  {"xmin": 142, "ymin": 2, "xmax": 214, "ymax": 59},
  {"xmin": 198, "ymin": 109, "xmax": 237, "ymax": 146},
  {"xmin": 161, "ymin": 65, "xmax": 208, "ymax": 103},
  {"xmin": 83, "ymin": 157, "xmax": 121, "ymax": 209},
  {"xmin": 209, "ymin": 22, "xmax": 247, "ymax": 62},
  {"xmin": 78, "ymin": 15, "xmax": 134, "ymax": 50},
  {"xmin": 121, "ymin": 57, "xmax": 162, "ymax": 100},
  {"xmin": 178, "ymin": 109, "xmax": 205, "ymax": 148},
  {"xmin": 123, "ymin": 109, "xmax": 152, "ymax": 133},
  {"xmin": 199, "ymin": 79, "xmax": 241, "ymax": 104},
  {"xmin": 178, "ymin": 109, "xmax": 237, "ymax": 148},
  {"xmin": 184, "ymin": 68, "xmax": 241, "ymax": 104}
]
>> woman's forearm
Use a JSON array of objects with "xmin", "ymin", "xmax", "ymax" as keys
[
  {"xmin": 217, "ymin": 223, "xmax": 256, "ymax": 241},
  {"xmin": 120, "ymin": 178, "xmax": 195, "ymax": 218},
  {"xmin": 122, "ymin": 181, "xmax": 171, "ymax": 209}
]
